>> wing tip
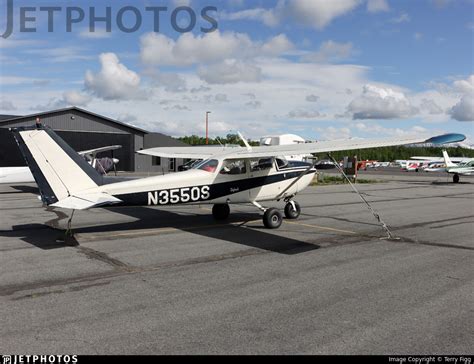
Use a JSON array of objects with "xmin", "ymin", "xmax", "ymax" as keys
[{"xmin": 425, "ymin": 133, "xmax": 466, "ymax": 145}]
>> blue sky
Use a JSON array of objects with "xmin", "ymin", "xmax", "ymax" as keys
[{"xmin": 0, "ymin": 0, "xmax": 473, "ymax": 143}]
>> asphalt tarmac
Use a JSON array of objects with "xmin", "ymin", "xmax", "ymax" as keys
[{"xmin": 0, "ymin": 173, "xmax": 473, "ymax": 354}]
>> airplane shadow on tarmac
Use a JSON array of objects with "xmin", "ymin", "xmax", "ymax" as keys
[
  {"xmin": 2, "ymin": 205, "xmax": 320, "ymax": 255},
  {"xmin": 0, "ymin": 185, "xmax": 40, "ymax": 195}
]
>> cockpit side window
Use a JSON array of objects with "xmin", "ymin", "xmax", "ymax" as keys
[
  {"xmin": 276, "ymin": 158, "xmax": 288, "ymax": 169},
  {"xmin": 194, "ymin": 159, "xmax": 219, "ymax": 173}
]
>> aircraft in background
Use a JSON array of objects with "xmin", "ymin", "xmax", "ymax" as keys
[
  {"xmin": 357, "ymin": 160, "xmax": 379, "ymax": 170},
  {"xmin": 0, "ymin": 145, "xmax": 121, "ymax": 184},
  {"xmin": 442, "ymin": 150, "xmax": 474, "ymax": 183},
  {"xmin": 423, "ymin": 162, "xmax": 446, "ymax": 172},
  {"xmin": 259, "ymin": 134, "xmax": 308, "ymax": 162},
  {"xmin": 411, "ymin": 155, "xmax": 472, "ymax": 164},
  {"xmin": 10, "ymin": 125, "xmax": 464, "ymax": 231}
]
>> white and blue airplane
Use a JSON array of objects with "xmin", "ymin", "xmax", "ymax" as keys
[
  {"xmin": 442, "ymin": 150, "xmax": 474, "ymax": 183},
  {"xmin": 10, "ymin": 124, "xmax": 465, "ymax": 230}
]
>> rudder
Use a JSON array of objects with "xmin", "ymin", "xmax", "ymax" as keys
[
  {"xmin": 442, "ymin": 150, "xmax": 456, "ymax": 168},
  {"xmin": 11, "ymin": 125, "xmax": 103, "ymax": 205}
]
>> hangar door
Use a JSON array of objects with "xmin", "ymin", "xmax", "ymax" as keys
[
  {"xmin": 57, "ymin": 131, "xmax": 133, "ymax": 171},
  {"xmin": 0, "ymin": 128, "xmax": 25, "ymax": 167}
]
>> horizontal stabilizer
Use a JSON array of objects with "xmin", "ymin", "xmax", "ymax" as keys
[{"xmin": 50, "ymin": 192, "xmax": 122, "ymax": 210}]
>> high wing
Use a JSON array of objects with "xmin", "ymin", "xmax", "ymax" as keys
[
  {"xmin": 137, "ymin": 133, "xmax": 466, "ymax": 160},
  {"xmin": 137, "ymin": 145, "xmax": 242, "ymax": 159}
]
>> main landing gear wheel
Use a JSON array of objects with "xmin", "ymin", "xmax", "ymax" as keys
[
  {"xmin": 263, "ymin": 208, "xmax": 283, "ymax": 229},
  {"xmin": 453, "ymin": 174, "xmax": 460, "ymax": 183},
  {"xmin": 212, "ymin": 204, "xmax": 230, "ymax": 220},
  {"xmin": 284, "ymin": 201, "xmax": 301, "ymax": 219}
]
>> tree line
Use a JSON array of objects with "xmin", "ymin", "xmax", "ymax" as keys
[{"xmin": 177, "ymin": 134, "xmax": 260, "ymax": 147}]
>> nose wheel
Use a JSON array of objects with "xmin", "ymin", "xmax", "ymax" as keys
[{"xmin": 284, "ymin": 201, "xmax": 301, "ymax": 219}]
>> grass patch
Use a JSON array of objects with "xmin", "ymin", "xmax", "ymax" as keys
[{"xmin": 311, "ymin": 174, "xmax": 382, "ymax": 186}]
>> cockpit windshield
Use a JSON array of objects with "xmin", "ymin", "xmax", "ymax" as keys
[{"xmin": 193, "ymin": 159, "xmax": 219, "ymax": 173}]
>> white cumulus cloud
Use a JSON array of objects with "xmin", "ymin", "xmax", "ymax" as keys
[
  {"xmin": 347, "ymin": 84, "xmax": 418, "ymax": 119},
  {"xmin": 140, "ymin": 31, "xmax": 292, "ymax": 67},
  {"xmin": 449, "ymin": 75, "xmax": 474, "ymax": 122},
  {"xmin": 63, "ymin": 91, "xmax": 92, "ymax": 106},
  {"xmin": 85, "ymin": 53, "xmax": 142, "ymax": 100},
  {"xmin": 449, "ymin": 96, "xmax": 474, "ymax": 121}
]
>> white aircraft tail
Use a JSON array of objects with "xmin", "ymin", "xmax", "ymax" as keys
[
  {"xmin": 442, "ymin": 150, "xmax": 456, "ymax": 168},
  {"xmin": 11, "ymin": 125, "xmax": 106, "ymax": 206}
]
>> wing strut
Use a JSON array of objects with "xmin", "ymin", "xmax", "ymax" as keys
[
  {"xmin": 326, "ymin": 154, "xmax": 399, "ymax": 241},
  {"xmin": 276, "ymin": 163, "xmax": 315, "ymax": 201}
]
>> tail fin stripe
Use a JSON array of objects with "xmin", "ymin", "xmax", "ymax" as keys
[{"xmin": 14, "ymin": 130, "xmax": 59, "ymax": 204}]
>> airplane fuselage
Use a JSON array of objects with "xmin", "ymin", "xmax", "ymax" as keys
[
  {"xmin": 97, "ymin": 159, "xmax": 316, "ymax": 207},
  {"xmin": 447, "ymin": 166, "xmax": 474, "ymax": 176},
  {"xmin": 0, "ymin": 167, "xmax": 34, "ymax": 184}
]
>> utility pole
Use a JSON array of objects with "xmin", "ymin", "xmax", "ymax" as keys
[{"xmin": 206, "ymin": 111, "xmax": 211, "ymax": 145}]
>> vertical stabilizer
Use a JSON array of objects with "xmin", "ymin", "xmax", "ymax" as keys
[
  {"xmin": 11, "ymin": 126, "xmax": 103, "ymax": 205},
  {"xmin": 442, "ymin": 150, "xmax": 456, "ymax": 168}
]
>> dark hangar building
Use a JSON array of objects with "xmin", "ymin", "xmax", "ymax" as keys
[{"xmin": 0, "ymin": 107, "xmax": 187, "ymax": 172}]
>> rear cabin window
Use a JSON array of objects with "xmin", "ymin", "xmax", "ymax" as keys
[
  {"xmin": 220, "ymin": 159, "xmax": 247, "ymax": 175},
  {"xmin": 250, "ymin": 158, "xmax": 273, "ymax": 172},
  {"xmin": 276, "ymin": 158, "xmax": 288, "ymax": 169}
]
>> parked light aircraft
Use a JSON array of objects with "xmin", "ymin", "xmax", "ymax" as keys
[
  {"xmin": 442, "ymin": 150, "xmax": 474, "ymax": 183},
  {"xmin": 0, "ymin": 145, "xmax": 121, "ymax": 184},
  {"xmin": 260, "ymin": 134, "xmax": 307, "ymax": 161},
  {"xmin": 423, "ymin": 162, "xmax": 446, "ymax": 172},
  {"xmin": 10, "ymin": 125, "xmax": 465, "ymax": 230}
]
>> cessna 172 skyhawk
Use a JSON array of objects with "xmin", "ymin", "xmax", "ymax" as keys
[
  {"xmin": 11, "ymin": 125, "xmax": 465, "ymax": 230},
  {"xmin": 442, "ymin": 150, "xmax": 474, "ymax": 183}
]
